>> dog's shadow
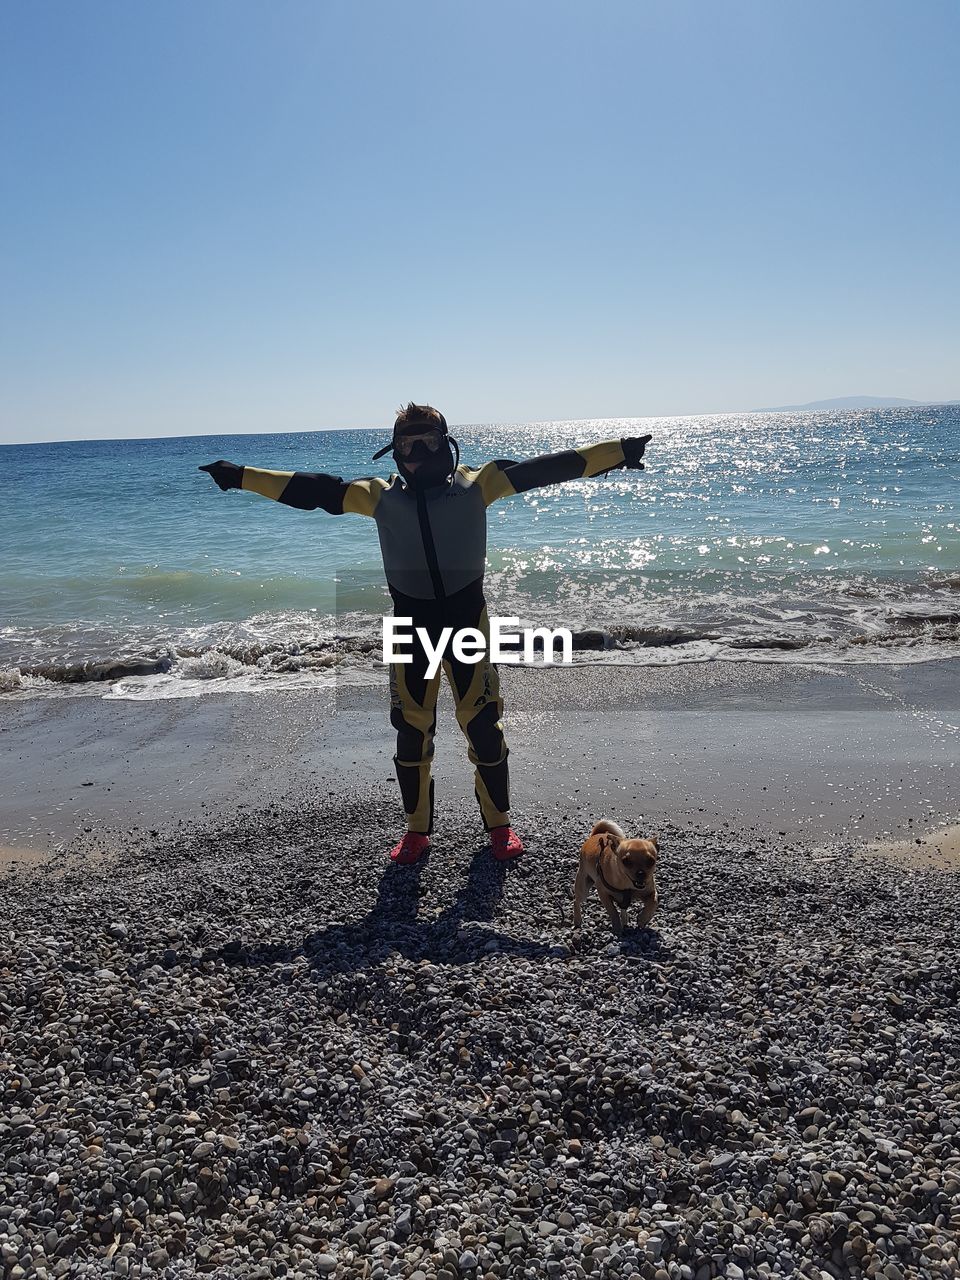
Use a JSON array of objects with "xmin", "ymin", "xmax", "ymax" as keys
[
  {"xmin": 617, "ymin": 927, "xmax": 670, "ymax": 959},
  {"xmin": 568, "ymin": 921, "xmax": 670, "ymax": 959}
]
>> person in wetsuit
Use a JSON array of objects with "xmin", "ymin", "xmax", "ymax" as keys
[{"xmin": 200, "ymin": 404, "xmax": 651, "ymax": 864}]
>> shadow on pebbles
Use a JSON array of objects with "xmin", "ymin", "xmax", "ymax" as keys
[{"xmin": 1, "ymin": 791, "xmax": 959, "ymax": 1280}]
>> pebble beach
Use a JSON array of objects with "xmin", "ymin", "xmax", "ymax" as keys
[{"xmin": 2, "ymin": 779, "xmax": 959, "ymax": 1280}]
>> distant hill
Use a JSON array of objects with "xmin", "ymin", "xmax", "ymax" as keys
[{"xmin": 755, "ymin": 396, "xmax": 925, "ymax": 412}]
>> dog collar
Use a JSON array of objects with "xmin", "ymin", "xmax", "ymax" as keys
[{"xmin": 597, "ymin": 852, "xmax": 631, "ymax": 905}]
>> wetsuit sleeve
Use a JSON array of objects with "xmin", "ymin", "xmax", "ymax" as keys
[
  {"xmin": 468, "ymin": 439, "xmax": 630, "ymax": 506},
  {"xmin": 342, "ymin": 477, "xmax": 390, "ymax": 517},
  {"xmin": 240, "ymin": 468, "xmax": 386, "ymax": 516}
]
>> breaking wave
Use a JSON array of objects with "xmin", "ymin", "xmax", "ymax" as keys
[{"xmin": 3, "ymin": 570, "xmax": 960, "ymax": 700}]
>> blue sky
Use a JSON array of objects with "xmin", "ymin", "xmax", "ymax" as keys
[{"xmin": 1, "ymin": 0, "xmax": 958, "ymax": 443}]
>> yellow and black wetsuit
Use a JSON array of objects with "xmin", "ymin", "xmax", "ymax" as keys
[{"xmin": 240, "ymin": 440, "xmax": 632, "ymax": 833}]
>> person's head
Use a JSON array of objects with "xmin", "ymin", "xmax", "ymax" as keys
[{"xmin": 372, "ymin": 402, "xmax": 457, "ymax": 488}]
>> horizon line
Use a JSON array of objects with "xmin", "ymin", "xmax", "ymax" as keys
[{"xmin": 3, "ymin": 400, "xmax": 958, "ymax": 449}]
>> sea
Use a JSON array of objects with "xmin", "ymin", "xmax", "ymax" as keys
[{"xmin": 1, "ymin": 407, "xmax": 958, "ymax": 700}]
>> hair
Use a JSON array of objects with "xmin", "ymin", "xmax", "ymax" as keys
[{"xmin": 394, "ymin": 401, "xmax": 446, "ymax": 430}]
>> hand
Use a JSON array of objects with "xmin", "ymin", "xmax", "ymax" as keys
[
  {"xmin": 621, "ymin": 434, "xmax": 652, "ymax": 469},
  {"xmin": 199, "ymin": 460, "xmax": 243, "ymax": 491}
]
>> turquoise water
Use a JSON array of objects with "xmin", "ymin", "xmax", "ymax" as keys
[{"xmin": 1, "ymin": 407, "xmax": 958, "ymax": 696}]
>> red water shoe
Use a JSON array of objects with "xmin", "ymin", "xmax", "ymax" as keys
[
  {"xmin": 490, "ymin": 826, "xmax": 525, "ymax": 862},
  {"xmin": 389, "ymin": 831, "xmax": 431, "ymax": 865}
]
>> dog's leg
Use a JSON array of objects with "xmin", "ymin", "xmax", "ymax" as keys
[
  {"xmin": 596, "ymin": 886, "xmax": 623, "ymax": 936},
  {"xmin": 636, "ymin": 894, "xmax": 658, "ymax": 929},
  {"xmin": 620, "ymin": 906, "xmax": 630, "ymax": 932},
  {"xmin": 572, "ymin": 866, "xmax": 588, "ymax": 930}
]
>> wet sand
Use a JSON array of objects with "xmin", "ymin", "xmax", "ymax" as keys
[
  {"xmin": 0, "ymin": 842, "xmax": 53, "ymax": 869},
  {"xmin": 2, "ymin": 659, "xmax": 959, "ymax": 861},
  {"xmin": 864, "ymin": 822, "xmax": 960, "ymax": 871}
]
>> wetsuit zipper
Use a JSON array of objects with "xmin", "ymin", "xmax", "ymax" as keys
[{"xmin": 416, "ymin": 489, "xmax": 446, "ymax": 601}]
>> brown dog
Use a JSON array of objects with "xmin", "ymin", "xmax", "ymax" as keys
[{"xmin": 572, "ymin": 819, "xmax": 659, "ymax": 936}]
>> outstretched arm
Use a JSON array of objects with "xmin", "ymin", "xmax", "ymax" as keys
[
  {"xmin": 199, "ymin": 461, "xmax": 386, "ymax": 515},
  {"xmin": 466, "ymin": 435, "xmax": 651, "ymax": 505}
]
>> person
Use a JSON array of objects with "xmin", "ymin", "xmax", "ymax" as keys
[{"xmin": 200, "ymin": 404, "xmax": 651, "ymax": 865}]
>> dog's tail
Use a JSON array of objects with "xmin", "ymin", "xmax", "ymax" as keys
[{"xmin": 590, "ymin": 819, "xmax": 625, "ymax": 842}]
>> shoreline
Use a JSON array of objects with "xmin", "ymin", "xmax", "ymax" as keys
[{"xmin": 6, "ymin": 643, "xmax": 960, "ymax": 701}]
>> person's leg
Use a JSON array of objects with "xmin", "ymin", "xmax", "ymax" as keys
[
  {"xmin": 444, "ymin": 607, "xmax": 523, "ymax": 860},
  {"xmin": 389, "ymin": 653, "xmax": 441, "ymax": 861}
]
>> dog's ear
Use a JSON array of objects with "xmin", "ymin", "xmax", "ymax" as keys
[{"xmin": 649, "ymin": 834, "xmax": 659, "ymax": 852}]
